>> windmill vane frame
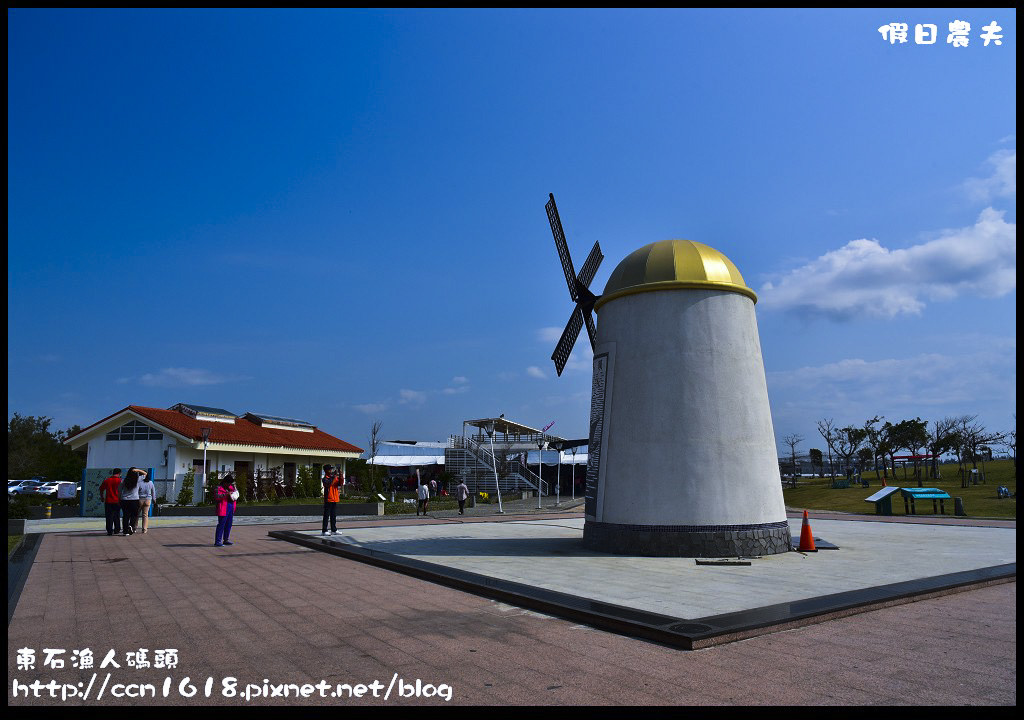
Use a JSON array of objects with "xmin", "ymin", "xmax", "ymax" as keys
[{"xmin": 546, "ymin": 193, "xmax": 604, "ymax": 376}]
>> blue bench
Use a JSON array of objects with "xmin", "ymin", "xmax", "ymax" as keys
[{"xmin": 900, "ymin": 487, "xmax": 951, "ymax": 515}]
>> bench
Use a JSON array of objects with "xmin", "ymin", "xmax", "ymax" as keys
[{"xmin": 899, "ymin": 487, "xmax": 951, "ymax": 515}]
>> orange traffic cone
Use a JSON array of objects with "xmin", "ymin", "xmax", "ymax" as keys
[{"xmin": 798, "ymin": 510, "xmax": 817, "ymax": 552}]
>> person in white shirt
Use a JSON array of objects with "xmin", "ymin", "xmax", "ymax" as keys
[
  {"xmin": 416, "ymin": 482, "xmax": 430, "ymax": 516},
  {"xmin": 137, "ymin": 472, "xmax": 156, "ymax": 534}
]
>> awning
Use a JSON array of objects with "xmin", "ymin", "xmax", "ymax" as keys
[
  {"xmin": 368, "ymin": 455, "xmax": 444, "ymax": 466},
  {"xmin": 522, "ymin": 451, "xmax": 589, "ymax": 465}
]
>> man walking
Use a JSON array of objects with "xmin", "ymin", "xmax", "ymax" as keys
[
  {"xmin": 322, "ymin": 465, "xmax": 343, "ymax": 536},
  {"xmin": 456, "ymin": 478, "xmax": 469, "ymax": 515},
  {"xmin": 100, "ymin": 468, "xmax": 123, "ymax": 536},
  {"xmin": 416, "ymin": 480, "xmax": 430, "ymax": 516}
]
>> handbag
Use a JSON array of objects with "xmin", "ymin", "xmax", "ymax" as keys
[{"xmin": 229, "ymin": 488, "xmax": 240, "ymax": 501}]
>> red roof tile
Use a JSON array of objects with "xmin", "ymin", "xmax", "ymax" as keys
[{"xmin": 68, "ymin": 405, "xmax": 363, "ymax": 454}]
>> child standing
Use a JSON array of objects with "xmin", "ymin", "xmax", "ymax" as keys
[{"xmin": 214, "ymin": 473, "xmax": 238, "ymax": 547}]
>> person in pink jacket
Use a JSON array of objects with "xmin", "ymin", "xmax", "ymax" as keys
[{"xmin": 214, "ymin": 473, "xmax": 238, "ymax": 547}]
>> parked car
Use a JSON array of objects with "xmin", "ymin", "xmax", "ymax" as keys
[
  {"xmin": 36, "ymin": 482, "xmax": 79, "ymax": 498},
  {"xmin": 8, "ymin": 480, "xmax": 46, "ymax": 496}
]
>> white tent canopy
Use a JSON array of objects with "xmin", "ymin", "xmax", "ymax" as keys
[{"xmin": 368, "ymin": 455, "xmax": 444, "ymax": 466}]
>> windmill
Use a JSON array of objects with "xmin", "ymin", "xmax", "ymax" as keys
[
  {"xmin": 546, "ymin": 193, "xmax": 604, "ymax": 376},
  {"xmin": 539, "ymin": 192, "xmax": 791, "ymax": 557}
]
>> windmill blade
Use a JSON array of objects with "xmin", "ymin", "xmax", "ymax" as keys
[
  {"xmin": 584, "ymin": 311, "xmax": 597, "ymax": 351},
  {"xmin": 576, "ymin": 241, "xmax": 604, "ymax": 293},
  {"xmin": 546, "ymin": 194, "xmax": 578, "ymax": 302},
  {"xmin": 551, "ymin": 306, "xmax": 584, "ymax": 377}
]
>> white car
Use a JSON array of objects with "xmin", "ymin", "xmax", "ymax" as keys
[
  {"xmin": 8, "ymin": 480, "xmax": 46, "ymax": 495},
  {"xmin": 34, "ymin": 483, "xmax": 63, "ymax": 496}
]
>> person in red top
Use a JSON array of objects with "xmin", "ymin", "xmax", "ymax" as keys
[
  {"xmin": 100, "ymin": 469, "xmax": 123, "ymax": 536},
  {"xmin": 214, "ymin": 472, "xmax": 238, "ymax": 547},
  {"xmin": 321, "ymin": 465, "xmax": 343, "ymax": 537}
]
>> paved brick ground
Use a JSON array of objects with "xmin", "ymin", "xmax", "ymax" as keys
[{"xmin": 8, "ymin": 516, "xmax": 1016, "ymax": 706}]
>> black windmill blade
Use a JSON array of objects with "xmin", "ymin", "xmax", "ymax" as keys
[{"xmin": 546, "ymin": 193, "xmax": 604, "ymax": 376}]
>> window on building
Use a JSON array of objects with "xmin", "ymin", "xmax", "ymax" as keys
[{"xmin": 105, "ymin": 420, "xmax": 163, "ymax": 441}]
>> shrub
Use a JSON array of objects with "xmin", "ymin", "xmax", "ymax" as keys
[
  {"xmin": 295, "ymin": 466, "xmax": 320, "ymax": 499},
  {"xmin": 234, "ymin": 471, "xmax": 248, "ymax": 503},
  {"xmin": 176, "ymin": 468, "xmax": 195, "ymax": 506},
  {"xmin": 8, "ymin": 495, "xmax": 30, "ymax": 519}
]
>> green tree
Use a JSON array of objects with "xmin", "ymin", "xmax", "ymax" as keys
[
  {"xmin": 177, "ymin": 468, "xmax": 195, "ymax": 506},
  {"xmin": 816, "ymin": 418, "xmax": 838, "ymax": 480},
  {"xmin": 8, "ymin": 413, "xmax": 86, "ymax": 482},
  {"xmin": 927, "ymin": 417, "xmax": 958, "ymax": 479},
  {"xmin": 367, "ymin": 421, "xmax": 383, "ymax": 495},
  {"xmin": 234, "ymin": 470, "xmax": 248, "ymax": 503},
  {"xmin": 295, "ymin": 465, "xmax": 320, "ymax": 499},
  {"xmin": 833, "ymin": 424, "xmax": 867, "ymax": 485},
  {"xmin": 808, "ymin": 448, "xmax": 824, "ymax": 477},
  {"xmin": 881, "ymin": 418, "xmax": 928, "ymax": 484},
  {"xmin": 781, "ymin": 433, "xmax": 803, "ymax": 483}
]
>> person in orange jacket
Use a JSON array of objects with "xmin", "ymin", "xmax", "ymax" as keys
[{"xmin": 321, "ymin": 465, "xmax": 343, "ymax": 537}]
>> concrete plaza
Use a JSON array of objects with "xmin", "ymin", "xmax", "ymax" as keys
[{"xmin": 7, "ymin": 505, "xmax": 1017, "ymax": 706}]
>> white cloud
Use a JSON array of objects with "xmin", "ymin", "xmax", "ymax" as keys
[
  {"xmin": 767, "ymin": 339, "xmax": 1016, "ymax": 426},
  {"xmin": 963, "ymin": 149, "xmax": 1016, "ymax": 203},
  {"xmin": 759, "ymin": 208, "xmax": 1016, "ymax": 320},
  {"xmin": 526, "ymin": 366, "xmax": 547, "ymax": 379},
  {"xmin": 398, "ymin": 389, "xmax": 427, "ymax": 405},
  {"xmin": 354, "ymin": 403, "xmax": 388, "ymax": 414},
  {"xmin": 129, "ymin": 367, "xmax": 244, "ymax": 387},
  {"xmin": 537, "ymin": 325, "xmax": 594, "ymax": 374},
  {"xmin": 442, "ymin": 385, "xmax": 469, "ymax": 395},
  {"xmin": 537, "ymin": 327, "xmax": 563, "ymax": 343},
  {"xmin": 451, "ymin": 376, "xmax": 468, "ymax": 384}
]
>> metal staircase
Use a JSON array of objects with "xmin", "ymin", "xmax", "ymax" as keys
[{"xmin": 446, "ymin": 436, "xmax": 549, "ymax": 495}]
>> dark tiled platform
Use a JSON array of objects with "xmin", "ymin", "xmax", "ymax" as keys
[{"xmin": 272, "ymin": 516, "xmax": 1015, "ymax": 649}]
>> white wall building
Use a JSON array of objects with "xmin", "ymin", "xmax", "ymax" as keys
[{"xmin": 66, "ymin": 403, "xmax": 363, "ymax": 501}]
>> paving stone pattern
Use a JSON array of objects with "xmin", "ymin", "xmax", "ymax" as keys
[{"xmin": 7, "ymin": 516, "xmax": 1016, "ymax": 706}]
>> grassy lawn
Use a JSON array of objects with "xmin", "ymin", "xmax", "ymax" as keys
[
  {"xmin": 783, "ymin": 459, "xmax": 1016, "ymax": 519},
  {"xmin": 9, "ymin": 535, "xmax": 23, "ymax": 556}
]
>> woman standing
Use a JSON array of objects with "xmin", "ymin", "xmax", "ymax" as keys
[
  {"xmin": 118, "ymin": 468, "xmax": 145, "ymax": 536},
  {"xmin": 137, "ymin": 471, "xmax": 157, "ymax": 534},
  {"xmin": 214, "ymin": 472, "xmax": 238, "ymax": 547}
]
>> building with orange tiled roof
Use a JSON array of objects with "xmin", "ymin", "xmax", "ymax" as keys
[{"xmin": 65, "ymin": 403, "xmax": 362, "ymax": 502}]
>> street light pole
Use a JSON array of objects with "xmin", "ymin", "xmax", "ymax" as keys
[
  {"xmin": 201, "ymin": 427, "xmax": 212, "ymax": 505},
  {"xmin": 484, "ymin": 422, "xmax": 503, "ymax": 514},
  {"xmin": 570, "ymin": 446, "xmax": 577, "ymax": 501},
  {"xmin": 537, "ymin": 439, "xmax": 546, "ymax": 509},
  {"xmin": 555, "ymin": 448, "xmax": 561, "ymax": 507}
]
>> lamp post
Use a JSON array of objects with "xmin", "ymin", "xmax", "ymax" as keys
[
  {"xmin": 570, "ymin": 446, "xmax": 577, "ymax": 501},
  {"xmin": 484, "ymin": 421, "xmax": 504, "ymax": 514},
  {"xmin": 537, "ymin": 439, "xmax": 547, "ymax": 509},
  {"xmin": 555, "ymin": 446, "xmax": 561, "ymax": 507},
  {"xmin": 201, "ymin": 427, "xmax": 211, "ymax": 504}
]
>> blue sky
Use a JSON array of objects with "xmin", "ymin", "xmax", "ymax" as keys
[{"xmin": 8, "ymin": 9, "xmax": 1016, "ymax": 456}]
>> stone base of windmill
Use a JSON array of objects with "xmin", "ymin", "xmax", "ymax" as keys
[{"xmin": 583, "ymin": 520, "xmax": 792, "ymax": 557}]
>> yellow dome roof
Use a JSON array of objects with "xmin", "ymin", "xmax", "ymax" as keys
[{"xmin": 595, "ymin": 239, "xmax": 756, "ymax": 310}]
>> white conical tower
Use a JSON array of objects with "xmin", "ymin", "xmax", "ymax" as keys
[{"xmin": 582, "ymin": 239, "xmax": 790, "ymax": 557}]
